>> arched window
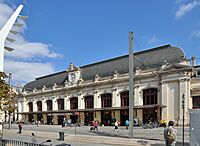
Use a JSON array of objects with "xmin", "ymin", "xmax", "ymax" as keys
[
  {"xmin": 57, "ymin": 99, "xmax": 64, "ymax": 110},
  {"xmin": 46, "ymin": 100, "xmax": 52, "ymax": 111},
  {"xmin": 101, "ymin": 94, "xmax": 112, "ymax": 108},
  {"xmin": 28, "ymin": 102, "xmax": 33, "ymax": 112},
  {"xmin": 37, "ymin": 101, "xmax": 42, "ymax": 111},
  {"xmin": 120, "ymin": 91, "xmax": 129, "ymax": 107},
  {"xmin": 143, "ymin": 88, "xmax": 157, "ymax": 105},
  {"xmin": 70, "ymin": 97, "xmax": 78, "ymax": 109},
  {"xmin": 85, "ymin": 96, "xmax": 94, "ymax": 109}
]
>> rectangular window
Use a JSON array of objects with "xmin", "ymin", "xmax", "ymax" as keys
[
  {"xmin": 28, "ymin": 102, "xmax": 33, "ymax": 112},
  {"xmin": 193, "ymin": 96, "xmax": 200, "ymax": 109},
  {"xmin": 47, "ymin": 100, "xmax": 52, "ymax": 111},
  {"xmin": 57, "ymin": 99, "xmax": 64, "ymax": 110},
  {"xmin": 37, "ymin": 101, "xmax": 42, "ymax": 111}
]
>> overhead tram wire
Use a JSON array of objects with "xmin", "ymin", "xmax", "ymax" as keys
[{"xmin": 133, "ymin": 37, "xmax": 156, "ymax": 75}]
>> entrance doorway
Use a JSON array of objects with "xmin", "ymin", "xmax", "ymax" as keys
[
  {"xmin": 101, "ymin": 111, "xmax": 112, "ymax": 126},
  {"xmin": 28, "ymin": 114, "xmax": 33, "ymax": 123},
  {"xmin": 143, "ymin": 108, "xmax": 157, "ymax": 124},
  {"xmin": 37, "ymin": 114, "xmax": 42, "ymax": 122},
  {"xmin": 120, "ymin": 109, "xmax": 129, "ymax": 126},
  {"xmin": 47, "ymin": 116, "xmax": 53, "ymax": 125},
  {"xmin": 70, "ymin": 114, "xmax": 78, "ymax": 123},
  {"xmin": 57, "ymin": 115, "xmax": 64, "ymax": 125},
  {"xmin": 84, "ymin": 111, "xmax": 94, "ymax": 125}
]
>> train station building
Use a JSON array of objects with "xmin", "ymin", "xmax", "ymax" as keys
[{"xmin": 17, "ymin": 44, "xmax": 197, "ymax": 126}]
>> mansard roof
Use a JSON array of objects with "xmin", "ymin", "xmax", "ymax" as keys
[{"xmin": 24, "ymin": 44, "xmax": 185, "ymax": 90}]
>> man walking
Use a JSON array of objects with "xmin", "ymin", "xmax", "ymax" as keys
[
  {"xmin": 18, "ymin": 122, "xmax": 23, "ymax": 134},
  {"xmin": 164, "ymin": 121, "xmax": 177, "ymax": 146}
]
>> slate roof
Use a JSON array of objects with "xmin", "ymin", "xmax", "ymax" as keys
[{"xmin": 24, "ymin": 44, "xmax": 185, "ymax": 90}]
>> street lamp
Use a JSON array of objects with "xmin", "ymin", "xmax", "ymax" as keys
[{"xmin": 182, "ymin": 94, "xmax": 185, "ymax": 146}]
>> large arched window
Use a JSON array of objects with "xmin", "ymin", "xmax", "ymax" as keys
[
  {"xmin": 28, "ymin": 102, "xmax": 33, "ymax": 112},
  {"xmin": 121, "ymin": 91, "xmax": 129, "ymax": 107},
  {"xmin": 57, "ymin": 99, "xmax": 64, "ymax": 110},
  {"xmin": 37, "ymin": 101, "xmax": 42, "ymax": 111},
  {"xmin": 101, "ymin": 93, "xmax": 112, "ymax": 108},
  {"xmin": 85, "ymin": 96, "xmax": 94, "ymax": 109},
  {"xmin": 143, "ymin": 88, "xmax": 157, "ymax": 105},
  {"xmin": 70, "ymin": 97, "xmax": 78, "ymax": 109},
  {"xmin": 46, "ymin": 100, "xmax": 52, "ymax": 111}
]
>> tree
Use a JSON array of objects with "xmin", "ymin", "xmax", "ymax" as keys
[{"xmin": 0, "ymin": 72, "xmax": 17, "ymax": 129}]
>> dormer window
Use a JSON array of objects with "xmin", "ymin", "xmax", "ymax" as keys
[{"xmin": 196, "ymin": 70, "xmax": 200, "ymax": 77}]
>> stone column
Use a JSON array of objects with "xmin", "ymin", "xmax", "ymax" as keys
[{"xmin": 64, "ymin": 95, "xmax": 68, "ymax": 110}]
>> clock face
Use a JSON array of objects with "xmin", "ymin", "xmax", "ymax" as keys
[{"xmin": 70, "ymin": 73, "xmax": 76, "ymax": 82}]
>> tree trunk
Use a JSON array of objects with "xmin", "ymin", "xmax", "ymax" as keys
[{"xmin": 8, "ymin": 113, "xmax": 11, "ymax": 130}]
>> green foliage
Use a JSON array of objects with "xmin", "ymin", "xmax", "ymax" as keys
[{"xmin": 0, "ymin": 72, "xmax": 17, "ymax": 114}]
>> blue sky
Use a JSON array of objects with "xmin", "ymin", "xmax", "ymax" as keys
[{"xmin": 0, "ymin": 0, "xmax": 200, "ymax": 85}]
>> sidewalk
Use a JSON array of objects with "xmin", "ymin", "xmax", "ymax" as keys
[
  {"xmin": 2, "ymin": 128, "xmax": 163, "ymax": 146},
  {"xmin": 3, "ymin": 128, "xmax": 188, "ymax": 146}
]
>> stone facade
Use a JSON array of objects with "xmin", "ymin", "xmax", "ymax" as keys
[{"xmin": 17, "ymin": 45, "xmax": 195, "ymax": 126}]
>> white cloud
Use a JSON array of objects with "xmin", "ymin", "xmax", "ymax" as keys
[
  {"xmin": 148, "ymin": 34, "xmax": 160, "ymax": 45},
  {"xmin": 0, "ymin": 2, "xmax": 13, "ymax": 28},
  {"xmin": 4, "ymin": 59, "xmax": 55, "ymax": 84},
  {"xmin": 5, "ymin": 35, "xmax": 63, "ymax": 59},
  {"xmin": 0, "ymin": 2, "xmax": 63, "ymax": 85},
  {"xmin": 191, "ymin": 30, "xmax": 200, "ymax": 37},
  {"xmin": 175, "ymin": 1, "xmax": 200, "ymax": 18}
]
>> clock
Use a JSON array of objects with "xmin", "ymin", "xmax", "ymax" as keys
[{"xmin": 70, "ymin": 73, "xmax": 76, "ymax": 82}]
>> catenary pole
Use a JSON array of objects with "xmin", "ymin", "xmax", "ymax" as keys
[{"xmin": 129, "ymin": 32, "xmax": 134, "ymax": 138}]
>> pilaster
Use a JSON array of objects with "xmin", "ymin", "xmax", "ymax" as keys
[
  {"xmin": 161, "ymin": 81, "xmax": 168, "ymax": 121},
  {"xmin": 112, "ymin": 87, "xmax": 118, "ymax": 107},
  {"xmin": 179, "ymin": 78, "xmax": 190, "ymax": 125},
  {"xmin": 52, "ymin": 97, "xmax": 57, "ymax": 111},
  {"xmin": 33, "ymin": 100, "xmax": 37, "ymax": 112},
  {"xmin": 42, "ymin": 98, "xmax": 47, "ymax": 111}
]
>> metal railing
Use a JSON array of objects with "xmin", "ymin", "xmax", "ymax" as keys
[{"xmin": 0, "ymin": 138, "xmax": 51, "ymax": 146}]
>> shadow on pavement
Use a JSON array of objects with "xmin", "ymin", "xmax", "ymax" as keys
[
  {"xmin": 136, "ymin": 140, "xmax": 149, "ymax": 145},
  {"xmin": 89, "ymin": 131, "xmax": 128, "ymax": 138},
  {"xmin": 56, "ymin": 143, "xmax": 71, "ymax": 146}
]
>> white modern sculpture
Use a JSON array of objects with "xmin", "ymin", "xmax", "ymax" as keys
[{"xmin": 0, "ymin": 4, "xmax": 23, "ymax": 72}]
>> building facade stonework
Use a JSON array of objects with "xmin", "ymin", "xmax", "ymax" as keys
[{"xmin": 18, "ymin": 45, "xmax": 194, "ymax": 126}]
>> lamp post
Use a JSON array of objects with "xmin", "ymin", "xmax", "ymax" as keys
[
  {"xmin": 129, "ymin": 32, "xmax": 134, "ymax": 138},
  {"xmin": 182, "ymin": 94, "xmax": 185, "ymax": 146},
  {"xmin": 0, "ymin": 4, "xmax": 24, "ymax": 72}
]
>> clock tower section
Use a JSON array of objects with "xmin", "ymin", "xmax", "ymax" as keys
[{"xmin": 67, "ymin": 63, "xmax": 82, "ymax": 84}]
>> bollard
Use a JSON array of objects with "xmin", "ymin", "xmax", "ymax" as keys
[{"xmin": 59, "ymin": 131, "xmax": 64, "ymax": 141}]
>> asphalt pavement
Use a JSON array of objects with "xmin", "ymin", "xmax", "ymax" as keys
[{"xmin": 2, "ymin": 124, "xmax": 190, "ymax": 146}]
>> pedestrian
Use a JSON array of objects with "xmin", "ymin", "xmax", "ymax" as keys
[
  {"xmin": 125, "ymin": 120, "xmax": 129, "ymax": 129},
  {"xmin": 32, "ymin": 133, "xmax": 37, "ymax": 143},
  {"xmin": 18, "ymin": 122, "xmax": 23, "ymax": 134},
  {"xmin": 164, "ymin": 121, "xmax": 177, "ymax": 146},
  {"xmin": 94, "ymin": 121, "xmax": 98, "ymax": 131},
  {"xmin": 113, "ymin": 120, "xmax": 119, "ymax": 131}
]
